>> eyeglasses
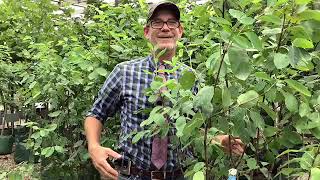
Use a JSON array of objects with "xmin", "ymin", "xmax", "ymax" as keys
[{"xmin": 149, "ymin": 20, "xmax": 180, "ymax": 29}]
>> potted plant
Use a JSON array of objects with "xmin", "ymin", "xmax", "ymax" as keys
[{"xmin": 0, "ymin": 112, "xmax": 14, "ymax": 155}]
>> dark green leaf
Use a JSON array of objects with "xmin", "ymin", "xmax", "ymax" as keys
[
  {"xmin": 247, "ymin": 158, "xmax": 258, "ymax": 170},
  {"xmin": 264, "ymin": 126, "xmax": 278, "ymax": 137},
  {"xmin": 222, "ymin": 87, "xmax": 232, "ymax": 108},
  {"xmin": 175, "ymin": 116, "xmax": 186, "ymax": 137},
  {"xmin": 228, "ymin": 47, "xmax": 251, "ymax": 80},
  {"xmin": 259, "ymin": 103, "xmax": 277, "ymax": 121},
  {"xmin": 284, "ymin": 93, "xmax": 298, "ymax": 112},
  {"xmin": 285, "ymin": 79, "xmax": 311, "ymax": 97},
  {"xmin": 179, "ymin": 70, "xmax": 195, "ymax": 90},
  {"xmin": 249, "ymin": 111, "xmax": 265, "ymax": 129},
  {"xmin": 244, "ymin": 32, "xmax": 263, "ymax": 50}
]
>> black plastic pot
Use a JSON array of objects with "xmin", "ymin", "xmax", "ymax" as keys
[
  {"xmin": 14, "ymin": 125, "xmax": 28, "ymax": 143},
  {"xmin": 14, "ymin": 142, "xmax": 32, "ymax": 163},
  {"xmin": 0, "ymin": 135, "xmax": 13, "ymax": 155}
]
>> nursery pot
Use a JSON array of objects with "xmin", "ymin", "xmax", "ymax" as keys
[
  {"xmin": 14, "ymin": 142, "xmax": 32, "ymax": 164},
  {"xmin": 0, "ymin": 135, "xmax": 13, "ymax": 155}
]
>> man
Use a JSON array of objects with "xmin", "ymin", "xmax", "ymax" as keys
[{"xmin": 84, "ymin": 1, "xmax": 244, "ymax": 180}]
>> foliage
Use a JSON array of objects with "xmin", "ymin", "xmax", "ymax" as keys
[{"xmin": 0, "ymin": 0, "xmax": 319, "ymax": 179}]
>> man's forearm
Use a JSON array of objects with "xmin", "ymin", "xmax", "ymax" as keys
[{"xmin": 85, "ymin": 116, "xmax": 103, "ymax": 150}]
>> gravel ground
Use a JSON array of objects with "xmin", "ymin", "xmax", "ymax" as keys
[{"xmin": 0, "ymin": 153, "xmax": 17, "ymax": 172}]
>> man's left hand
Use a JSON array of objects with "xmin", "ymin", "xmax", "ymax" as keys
[{"xmin": 212, "ymin": 135, "xmax": 245, "ymax": 156}]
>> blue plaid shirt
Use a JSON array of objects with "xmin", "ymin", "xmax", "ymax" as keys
[{"xmin": 87, "ymin": 55, "xmax": 191, "ymax": 171}]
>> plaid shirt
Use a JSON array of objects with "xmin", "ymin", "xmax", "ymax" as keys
[{"xmin": 87, "ymin": 55, "xmax": 191, "ymax": 171}]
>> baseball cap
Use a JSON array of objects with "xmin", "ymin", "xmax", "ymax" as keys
[{"xmin": 147, "ymin": 1, "xmax": 180, "ymax": 22}]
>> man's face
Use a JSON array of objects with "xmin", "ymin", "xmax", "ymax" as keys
[{"xmin": 144, "ymin": 10, "xmax": 183, "ymax": 50}]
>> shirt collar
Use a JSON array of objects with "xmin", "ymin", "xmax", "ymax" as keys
[{"xmin": 148, "ymin": 55, "xmax": 172, "ymax": 71}]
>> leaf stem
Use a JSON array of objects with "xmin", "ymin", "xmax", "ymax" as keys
[
  {"xmin": 204, "ymin": 118, "xmax": 210, "ymax": 180},
  {"xmin": 314, "ymin": 42, "xmax": 319, "ymax": 51},
  {"xmin": 276, "ymin": 14, "xmax": 286, "ymax": 53}
]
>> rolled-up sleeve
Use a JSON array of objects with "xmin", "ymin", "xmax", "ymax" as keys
[{"xmin": 86, "ymin": 64, "xmax": 122, "ymax": 123}]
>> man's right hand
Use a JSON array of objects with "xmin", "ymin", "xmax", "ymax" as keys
[{"xmin": 89, "ymin": 145, "xmax": 122, "ymax": 180}]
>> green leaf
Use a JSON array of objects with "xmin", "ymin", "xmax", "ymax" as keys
[
  {"xmin": 95, "ymin": 67, "xmax": 108, "ymax": 77},
  {"xmin": 259, "ymin": 103, "xmax": 277, "ymax": 121},
  {"xmin": 222, "ymin": 87, "xmax": 232, "ymax": 108},
  {"xmin": 175, "ymin": 116, "xmax": 186, "ymax": 137},
  {"xmin": 47, "ymin": 124, "xmax": 58, "ymax": 131},
  {"xmin": 233, "ymin": 35, "xmax": 251, "ymax": 48},
  {"xmin": 300, "ymin": 151, "xmax": 315, "ymax": 170},
  {"xmin": 299, "ymin": 102, "xmax": 311, "ymax": 117},
  {"xmin": 211, "ymin": 17, "xmax": 232, "ymax": 26},
  {"xmin": 153, "ymin": 113, "xmax": 166, "ymax": 126},
  {"xmin": 228, "ymin": 47, "xmax": 251, "ymax": 80},
  {"xmin": 193, "ymin": 162, "xmax": 205, "ymax": 172},
  {"xmin": 179, "ymin": 70, "xmax": 195, "ymax": 90},
  {"xmin": 244, "ymin": 32, "xmax": 263, "ymax": 50},
  {"xmin": 132, "ymin": 131, "xmax": 146, "ymax": 144},
  {"xmin": 48, "ymin": 111, "xmax": 62, "ymax": 117},
  {"xmin": 295, "ymin": 0, "xmax": 312, "ymax": 4},
  {"xmin": 284, "ymin": 93, "xmax": 298, "ymax": 113},
  {"xmin": 229, "ymin": 9, "xmax": 244, "ymax": 19},
  {"xmin": 298, "ymin": 10, "xmax": 320, "ymax": 21},
  {"xmin": 29, "ymin": 81, "xmax": 37, "ymax": 89},
  {"xmin": 293, "ymin": 38, "xmax": 314, "ymax": 49},
  {"xmin": 237, "ymin": 90, "xmax": 259, "ymax": 108},
  {"xmin": 262, "ymin": 28, "xmax": 282, "ymax": 35},
  {"xmin": 54, "ymin": 146, "xmax": 64, "ymax": 153},
  {"xmin": 88, "ymin": 71, "xmax": 98, "ymax": 80},
  {"xmin": 193, "ymin": 86, "xmax": 214, "ymax": 108},
  {"xmin": 259, "ymin": 15, "xmax": 282, "ymax": 25},
  {"xmin": 229, "ymin": 9, "xmax": 254, "ymax": 25},
  {"xmin": 150, "ymin": 80, "xmax": 163, "ymax": 91},
  {"xmin": 255, "ymin": 72, "xmax": 272, "ymax": 81},
  {"xmin": 41, "ymin": 147, "xmax": 55, "ymax": 158},
  {"xmin": 247, "ymin": 158, "xmax": 258, "ymax": 170},
  {"xmin": 280, "ymin": 168, "xmax": 294, "ymax": 176},
  {"xmin": 274, "ymin": 53, "xmax": 290, "ymax": 69},
  {"xmin": 40, "ymin": 130, "xmax": 48, "ymax": 137},
  {"xmin": 110, "ymin": 45, "xmax": 124, "ymax": 52},
  {"xmin": 264, "ymin": 126, "xmax": 278, "ymax": 137},
  {"xmin": 310, "ymin": 127, "xmax": 320, "ymax": 139},
  {"xmin": 311, "ymin": 168, "xmax": 320, "ymax": 180},
  {"xmin": 31, "ymin": 132, "xmax": 40, "ymax": 139},
  {"xmin": 285, "ymin": 79, "xmax": 311, "ymax": 97},
  {"xmin": 193, "ymin": 171, "xmax": 205, "ymax": 180},
  {"xmin": 249, "ymin": 111, "xmax": 265, "ymax": 129}
]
